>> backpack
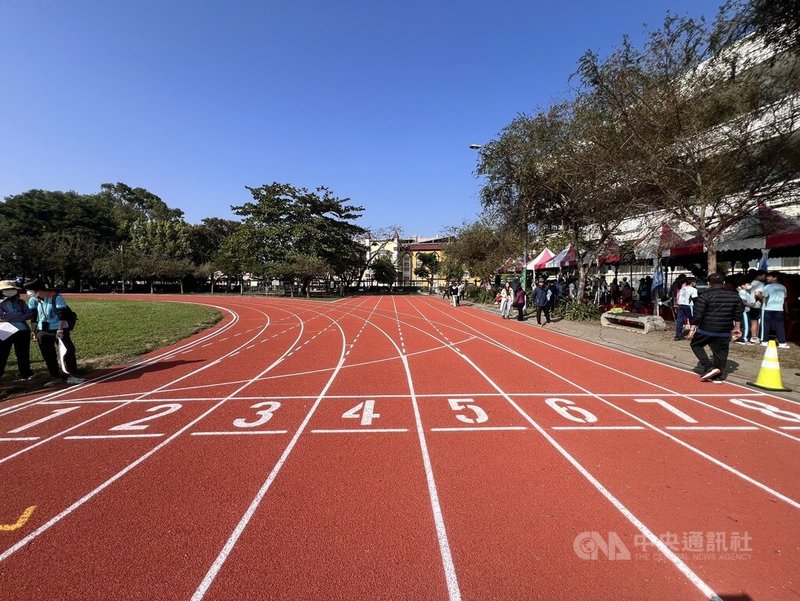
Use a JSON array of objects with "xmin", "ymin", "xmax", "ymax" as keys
[{"xmin": 53, "ymin": 293, "xmax": 78, "ymax": 331}]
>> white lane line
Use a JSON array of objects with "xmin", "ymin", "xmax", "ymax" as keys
[
  {"xmin": 430, "ymin": 426, "xmax": 528, "ymax": 432},
  {"xmin": 311, "ymin": 428, "xmax": 409, "ymax": 434},
  {"xmin": 191, "ymin": 302, "xmax": 358, "ymax": 601},
  {"xmin": 405, "ymin": 297, "xmax": 721, "ymax": 601},
  {"xmin": 390, "ymin": 296, "xmax": 461, "ymax": 601},
  {"xmin": 0, "ymin": 309, "xmax": 270, "ymax": 465},
  {"xmin": 665, "ymin": 426, "xmax": 760, "ymax": 431},
  {"xmin": 191, "ymin": 431, "xmax": 288, "ymax": 436},
  {"xmin": 418, "ymin": 298, "xmax": 800, "ymax": 510},
  {"xmin": 0, "ymin": 302, "xmax": 241, "ymax": 418},
  {"xmin": 779, "ymin": 426, "xmax": 800, "ymax": 430},
  {"xmin": 202, "ymin": 343, "xmax": 212, "ymax": 348},
  {"xmin": 0, "ymin": 305, "xmax": 306, "ymax": 565},
  {"xmin": 551, "ymin": 426, "xmax": 646, "ymax": 431},
  {"xmin": 65, "ymin": 434, "xmax": 164, "ymax": 440},
  {"xmin": 0, "ymin": 437, "xmax": 39, "ymax": 442}
]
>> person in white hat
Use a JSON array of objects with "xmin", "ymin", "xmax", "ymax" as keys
[
  {"xmin": 0, "ymin": 279, "xmax": 35, "ymax": 381},
  {"xmin": 24, "ymin": 279, "xmax": 84, "ymax": 386}
]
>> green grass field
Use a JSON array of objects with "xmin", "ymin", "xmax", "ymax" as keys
[{"xmin": 1, "ymin": 298, "xmax": 221, "ymax": 382}]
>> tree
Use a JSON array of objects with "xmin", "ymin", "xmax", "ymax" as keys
[
  {"xmin": 0, "ymin": 190, "xmax": 119, "ymax": 287},
  {"xmin": 444, "ymin": 221, "xmax": 518, "ymax": 286},
  {"xmin": 358, "ymin": 227, "xmax": 402, "ymax": 289},
  {"xmin": 477, "ymin": 100, "xmax": 638, "ymax": 300},
  {"xmin": 99, "ymin": 182, "xmax": 184, "ymax": 226},
  {"xmin": 230, "ymin": 183, "xmax": 366, "ymax": 290},
  {"xmin": 186, "ymin": 218, "xmax": 241, "ymax": 266},
  {"xmin": 732, "ymin": 0, "xmax": 800, "ymax": 53},
  {"xmin": 127, "ymin": 220, "xmax": 192, "ymax": 293},
  {"xmin": 577, "ymin": 9, "xmax": 800, "ymax": 274},
  {"xmin": 371, "ymin": 256, "xmax": 397, "ymax": 290},
  {"xmin": 414, "ymin": 252, "xmax": 440, "ymax": 292}
]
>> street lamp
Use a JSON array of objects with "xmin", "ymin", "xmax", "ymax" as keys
[{"xmin": 469, "ymin": 143, "xmax": 529, "ymax": 309}]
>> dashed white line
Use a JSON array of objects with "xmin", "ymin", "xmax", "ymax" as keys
[
  {"xmin": 665, "ymin": 426, "xmax": 760, "ymax": 431},
  {"xmin": 311, "ymin": 428, "xmax": 409, "ymax": 434},
  {"xmin": 551, "ymin": 426, "xmax": 646, "ymax": 431},
  {"xmin": 64, "ymin": 434, "xmax": 165, "ymax": 440},
  {"xmin": 430, "ymin": 426, "xmax": 528, "ymax": 432},
  {"xmin": 191, "ymin": 431, "xmax": 288, "ymax": 436}
]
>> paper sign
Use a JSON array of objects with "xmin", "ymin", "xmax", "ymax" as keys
[
  {"xmin": 0, "ymin": 322, "xmax": 20, "ymax": 342},
  {"xmin": 57, "ymin": 338, "xmax": 71, "ymax": 375}
]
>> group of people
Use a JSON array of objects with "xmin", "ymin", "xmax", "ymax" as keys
[
  {"xmin": 443, "ymin": 281, "xmax": 467, "ymax": 307},
  {"xmin": 498, "ymin": 278, "xmax": 558, "ymax": 324},
  {"xmin": 0, "ymin": 278, "xmax": 83, "ymax": 387},
  {"xmin": 675, "ymin": 269, "xmax": 796, "ymax": 384},
  {"xmin": 672, "ymin": 270, "xmax": 792, "ymax": 349}
]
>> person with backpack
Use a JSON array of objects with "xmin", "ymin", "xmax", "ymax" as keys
[
  {"xmin": 0, "ymin": 280, "xmax": 34, "ymax": 381},
  {"xmin": 24, "ymin": 279, "xmax": 84, "ymax": 386},
  {"xmin": 533, "ymin": 280, "xmax": 552, "ymax": 326}
]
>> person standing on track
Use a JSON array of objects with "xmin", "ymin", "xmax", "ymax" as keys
[
  {"xmin": 687, "ymin": 273, "xmax": 744, "ymax": 383},
  {"xmin": 0, "ymin": 279, "xmax": 35, "ymax": 381},
  {"xmin": 457, "ymin": 280, "xmax": 466, "ymax": 306},
  {"xmin": 25, "ymin": 279, "xmax": 85, "ymax": 387}
]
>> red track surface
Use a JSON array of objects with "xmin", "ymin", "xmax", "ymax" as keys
[{"xmin": 1, "ymin": 294, "xmax": 798, "ymax": 600}]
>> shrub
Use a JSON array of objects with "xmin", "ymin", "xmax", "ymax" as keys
[
  {"xmin": 468, "ymin": 286, "xmax": 499, "ymax": 305},
  {"xmin": 558, "ymin": 299, "xmax": 601, "ymax": 321}
]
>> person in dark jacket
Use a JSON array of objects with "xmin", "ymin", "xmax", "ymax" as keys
[
  {"xmin": 533, "ymin": 280, "xmax": 552, "ymax": 326},
  {"xmin": 688, "ymin": 273, "xmax": 744, "ymax": 382},
  {"xmin": 0, "ymin": 280, "xmax": 34, "ymax": 381}
]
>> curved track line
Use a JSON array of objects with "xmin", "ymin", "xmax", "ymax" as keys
[
  {"xmin": 395, "ymin": 297, "xmax": 721, "ymax": 601},
  {"xmin": 191, "ymin": 297, "xmax": 375, "ymax": 599},
  {"xmin": 429, "ymin": 298, "xmax": 800, "ymax": 443},
  {"xmin": 408, "ymin": 298, "xmax": 800, "ymax": 510},
  {"xmin": 0, "ymin": 302, "xmax": 241, "ymax": 417},
  {"xmin": 0, "ymin": 303, "xmax": 311, "ymax": 564},
  {"xmin": 0, "ymin": 306, "xmax": 270, "ymax": 464}
]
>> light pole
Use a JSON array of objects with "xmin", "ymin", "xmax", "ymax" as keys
[{"xmin": 470, "ymin": 143, "xmax": 528, "ymax": 310}]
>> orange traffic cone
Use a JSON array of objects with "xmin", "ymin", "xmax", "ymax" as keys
[{"xmin": 748, "ymin": 340, "xmax": 791, "ymax": 392}]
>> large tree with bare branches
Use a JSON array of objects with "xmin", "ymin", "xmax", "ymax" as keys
[{"xmin": 577, "ymin": 7, "xmax": 800, "ymax": 274}]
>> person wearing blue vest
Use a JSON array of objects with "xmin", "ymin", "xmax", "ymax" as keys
[
  {"xmin": 24, "ymin": 279, "xmax": 84, "ymax": 387},
  {"xmin": 0, "ymin": 279, "xmax": 34, "ymax": 381}
]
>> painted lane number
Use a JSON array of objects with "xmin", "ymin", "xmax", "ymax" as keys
[
  {"xmin": 110, "ymin": 404, "xmax": 182, "ymax": 431},
  {"xmin": 343, "ymin": 400, "xmax": 380, "ymax": 426},
  {"xmin": 234, "ymin": 402, "xmax": 282, "ymax": 428},
  {"xmin": 545, "ymin": 398, "xmax": 598, "ymax": 424},
  {"xmin": 730, "ymin": 398, "xmax": 800, "ymax": 423},
  {"xmin": 634, "ymin": 398, "xmax": 697, "ymax": 423},
  {"xmin": 8, "ymin": 407, "xmax": 80, "ymax": 433},
  {"xmin": 448, "ymin": 398, "xmax": 489, "ymax": 424}
]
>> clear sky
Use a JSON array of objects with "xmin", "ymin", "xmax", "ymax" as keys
[{"xmin": 1, "ymin": 0, "xmax": 723, "ymax": 238}]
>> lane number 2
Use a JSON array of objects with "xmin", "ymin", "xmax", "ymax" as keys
[{"xmin": 110, "ymin": 404, "xmax": 182, "ymax": 431}]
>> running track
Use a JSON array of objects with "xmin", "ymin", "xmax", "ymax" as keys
[{"xmin": 1, "ymin": 294, "xmax": 798, "ymax": 600}]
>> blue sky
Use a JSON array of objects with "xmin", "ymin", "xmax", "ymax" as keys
[{"xmin": 1, "ymin": 0, "xmax": 723, "ymax": 238}]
